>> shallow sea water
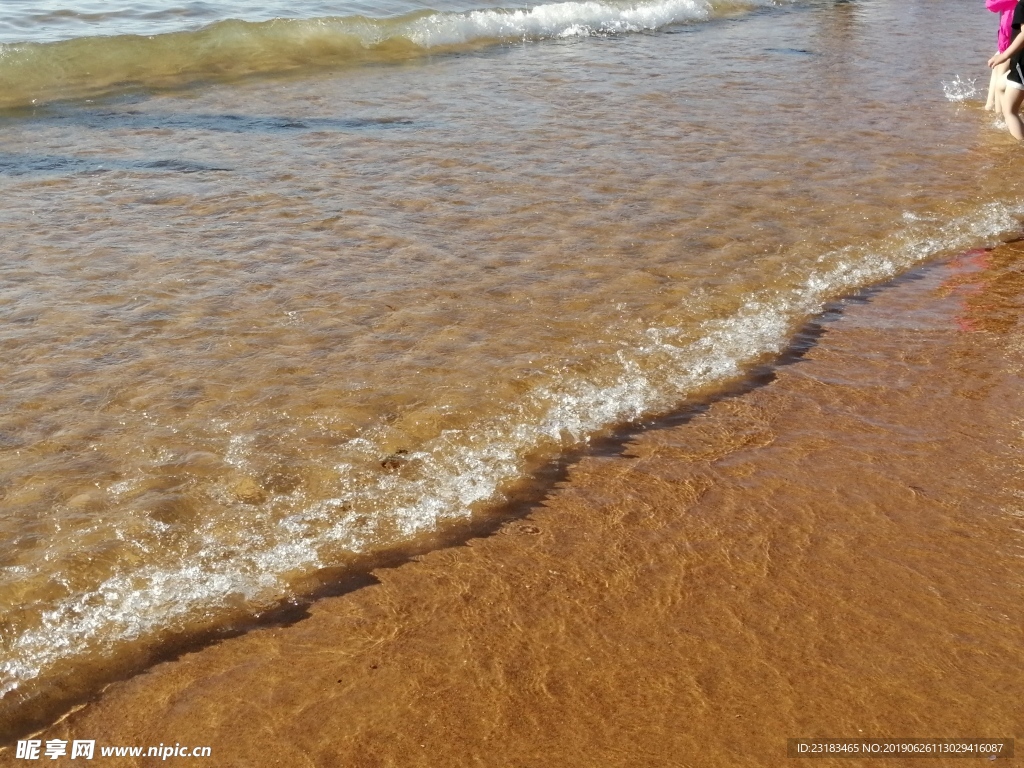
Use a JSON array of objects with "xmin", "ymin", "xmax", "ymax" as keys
[{"xmin": 0, "ymin": 0, "xmax": 1020, "ymax": 737}]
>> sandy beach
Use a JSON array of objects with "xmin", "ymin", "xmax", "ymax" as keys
[{"xmin": 3, "ymin": 241, "xmax": 1021, "ymax": 766}]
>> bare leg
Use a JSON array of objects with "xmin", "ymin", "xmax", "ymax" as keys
[
  {"xmin": 1001, "ymin": 84, "xmax": 1024, "ymax": 139},
  {"xmin": 987, "ymin": 60, "xmax": 1000, "ymax": 110},
  {"xmin": 988, "ymin": 61, "xmax": 1010, "ymax": 112}
]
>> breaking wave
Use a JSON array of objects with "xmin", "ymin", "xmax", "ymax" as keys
[{"xmin": 0, "ymin": 0, "xmax": 785, "ymax": 109}]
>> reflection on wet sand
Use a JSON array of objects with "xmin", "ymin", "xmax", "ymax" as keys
[
  {"xmin": 940, "ymin": 246, "xmax": 1024, "ymax": 335},
  {"xmin": 4, "ymin": 244, "xmax": 1020, "ymax": 766}
]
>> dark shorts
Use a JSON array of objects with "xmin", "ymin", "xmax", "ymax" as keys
[{"xmin": 1008, "ymin": 56, "xmax": 1024, "ymax": 89}]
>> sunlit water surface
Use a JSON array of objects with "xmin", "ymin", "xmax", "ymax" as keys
[{"xmin": 0, "ymin": 0, "xmax": 1019, "ymax": 738}]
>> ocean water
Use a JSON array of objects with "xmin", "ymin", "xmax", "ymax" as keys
[{"xmin": 0, "ymin": 0, "xmax": 1018, "ymax": 738}]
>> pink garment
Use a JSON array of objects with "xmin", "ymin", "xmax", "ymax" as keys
[
  {"xmin": 989, "ymin": 0, "xmax": 1018, "ymax": 52},
  {"xmin": 999, "ymin": 7, "xmax": 1015, "ymax": 52}
]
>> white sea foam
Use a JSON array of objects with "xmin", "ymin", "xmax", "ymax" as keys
[
  {"xmin": 404, "ymin": 0, "xmax": 711, "ymax": 46},
  {"xmin": 398, "ymin": 0, "xmax": 801, "ymax": 46},
  {"xmin": 3, "ymin": 200, "xmax": 1022, "ymax": 699}
]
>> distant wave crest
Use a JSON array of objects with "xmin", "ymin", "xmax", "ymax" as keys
[{"xmin": 0, "ymin": 0, "xmax": 780, "ymax": 108}]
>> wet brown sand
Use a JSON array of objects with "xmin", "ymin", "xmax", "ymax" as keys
[{"xmin": 3, "ymin": 244, "xmax": 1024, "ymax": 766}]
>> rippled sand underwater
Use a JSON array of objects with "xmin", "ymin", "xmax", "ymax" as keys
[{"xmin": 0, "ymin": 0, "xmax": 1020, "ymax": 740}]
